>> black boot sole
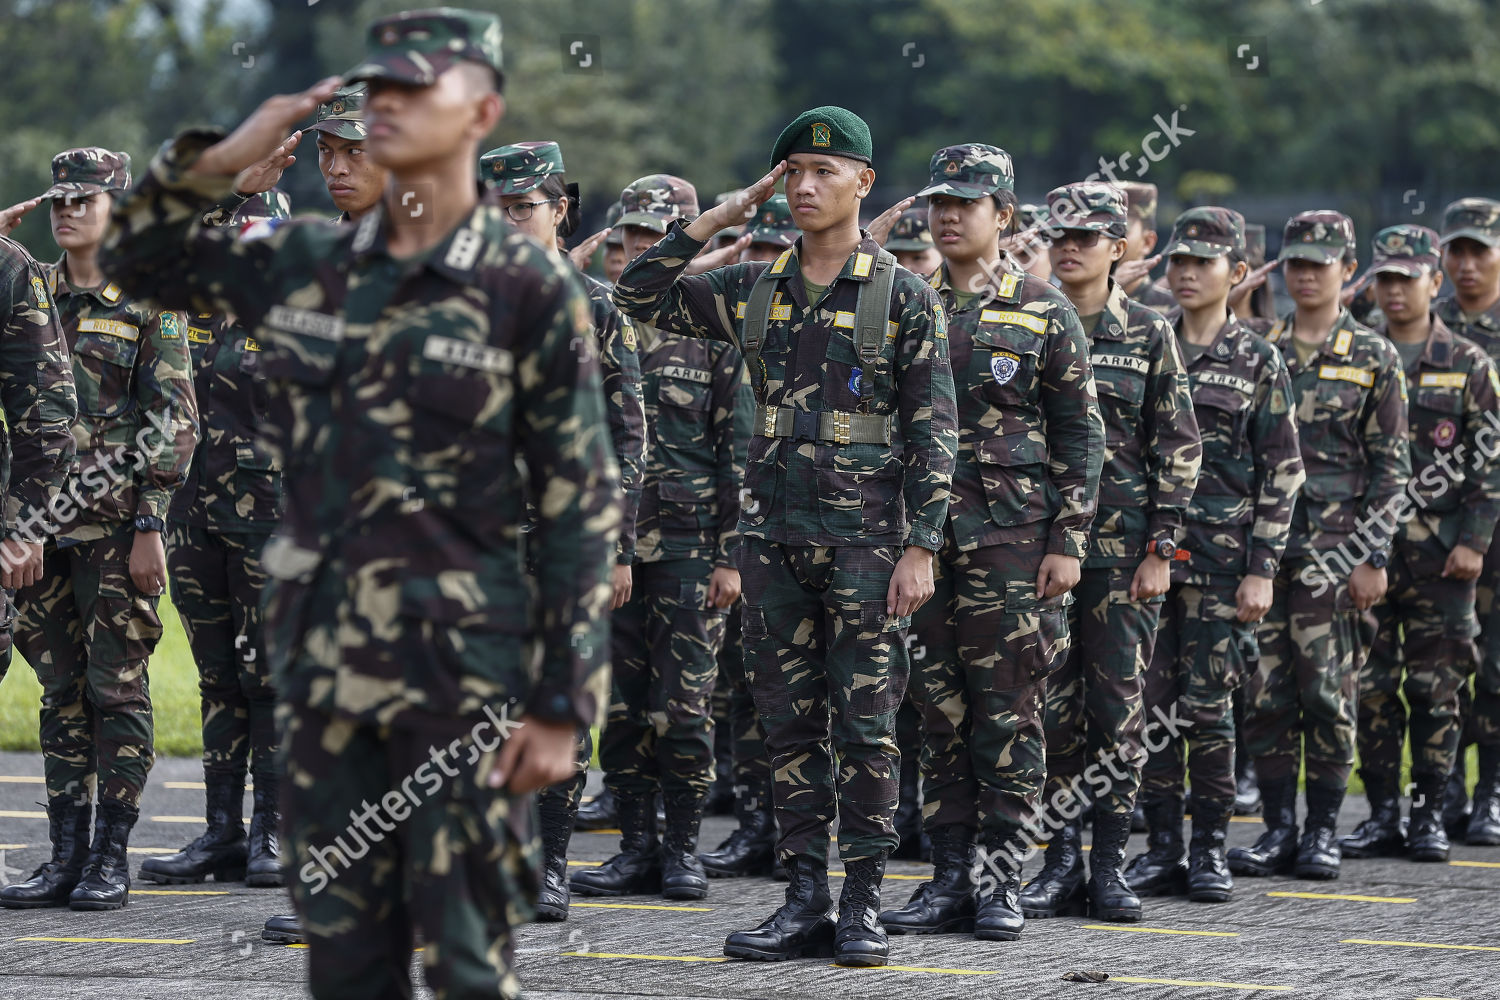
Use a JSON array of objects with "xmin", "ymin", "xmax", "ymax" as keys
[
  {"xmin": 833, "ymin": 947, "xmax": 888, "ymax": 967},
  {"xmin": 880, "ymin": 915, "xmax": 975, "ymax": 935},
  {"xmin": 973, "ymin": 922, "xmax": 1021, "ymax": 941},
  {"xmin": 261, "ymin": 928, "xmax": 305, "ymax": 945},
  {"xmin": 569, "ymin": 876, "xmax": 662, "ymax": 897},
  {"xmin": 723, "ymin": 936, "xmax": 836, "ymax": 961},
  {"xmin": 1338, "ymin": 840, "xmax": 1404, "ymax": 859},
  {"xmin": 1226, "ymin": 852, "xmax": 1294, "ymax": 877},
  {"xmin": 245, "ymin": 870, "xmax": 285, "ymax": 887},
  {"xmin": 1292, "ymin": 861, "xmax": 1340, "ymax": 880},
  {"xmin": 1407, "ymin": 847, "xmax": 1450, "ymax": 863},
  {"xmin": 1187, "ymin": 883, "xmax": 1231, "ymax": 903},
  {"xmin": 139, "ymin": 863, "xmax": 246, "ymax": 885},
  {"xmin": 535, "ymin": 900, "xmax": 569, "ymax": 922},
  {"xmin": 1127, "ymin": 868, "xmax": 1189, "ymax": 898},
  {"xmin": 0, "ymin": 894, "xmax": 75, "ymax": 909},
  {"xmin": 1465, "ymin": 829, "xmax": 1500, "ymax": 846},
  {"xmin": 662, "ymin": 882, "xmax": 708, "ymax": 900},
  {"xmin": 1088, "ymin": 899, "xmax": 1142, "ymax": 922},
  {"xmin": 69, "ymin": 893, "xmax": 128, "ymax": 911},
  {"xmin": 1018, "ymin": 891, "xmax": 1087, "ymax": 919}
]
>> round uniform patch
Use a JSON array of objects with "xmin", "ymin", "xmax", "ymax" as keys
[
  {"xmin": 990, "ymin": 352, "xmax": 1019, "ymax": 386},
  {"xmin": 1433, "ymin": 418, "xmax": 1458, "ymax": 448},
  {"xmin": 848, "ymin": 366, "xmax": 863, "ymax": 395}
]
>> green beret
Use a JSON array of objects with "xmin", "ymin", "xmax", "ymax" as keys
[{"xmin": 770, "ymin": 106, "xmax": 872, "ymax": 167}]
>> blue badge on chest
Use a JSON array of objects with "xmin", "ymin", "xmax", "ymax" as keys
[
  {"xmin": 990, "ymin": 353, "xmax": 1019, "ymax": 386},
  {"xmin": 849, "ymin": 366, "xmax": 863, "ymax": 395}
]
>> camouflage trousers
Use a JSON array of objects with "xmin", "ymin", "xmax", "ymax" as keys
[
  {"xmin": 165, "ymin": 523, "xmax": 276, "ymax": 784},
  {"xmin": 1141, "ymin": 578, "xmax": 1255, "ymax": 808},
  {"xmin": 716, "ymin": 604, "xmax": 773, "ymax": 789},
  {"xmin": 1043, "ymin": 564, "xmax": 1161, "ymax": 816},
  {"xmin": 14, "ymin": 527, "xmax": 162, "ymax": 808},
  {"xmin": 1359, "ymin": 535, "xmax": 1475, "ymax": 778},
  {"xmin": 280, "ymin": 701, "xmax": 536, "ymax": 1000},
  {"xmin": 0, "ymin": 590, "xmax": 15, "ymax": 684},
  {"xmin": 1465, "ymin": 534, "xmax": 1500, "ymax": 747},
  {"xmin": 600, "ymin": 557, "xmax": 726, "ymax": 800},
  {"xmin": 1245, "ymin": 556, "xmax": 1360, "ymax": 787},
  {"xmin": 536, "ymin": 728, "xmax": 591, "ymax": 817},
  {"xmin": 739, "ymin": 539, "xmax": 909, "ymax": 863},
  {"xmin": 909, "ymin": 528, "xmax": 1069, "ymax": 844}
]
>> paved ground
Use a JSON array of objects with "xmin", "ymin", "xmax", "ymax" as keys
[{"xmin": 1, "ymin": 750, "xmax": 1497, "ymax": 999}]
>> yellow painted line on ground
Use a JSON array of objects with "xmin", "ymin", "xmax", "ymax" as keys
[
  {"xmin": 1267, "ymin": 890, "xmax": 1415, "ymax": 904},
  {"xmin": 835, "ymin": 963, "xmax": 997, "ymax": 975},
  {"xmin": 1113, "ymin": 976, "xmax": 1290, "ymax": 991},
  {"xmin": 133, "ymin": 890, "xmax": 229, "ymax": 896},
  {"xmin": 561, "ymin": 950, "xmax": 729, "ymax": 963},
  {"xmin": 1228, "ymin": 816, "xmax": 1263, "ymax": 824},
  {"xmin": 1449, "ymin": 859, "xmax": 1500, "ymax": 869},
  {"xmin": 1342, "ymin": 938, "xmax": 1500, "ymax": 953},
  {"xmin": 575, "ymin": 828, "xmax": 622, "ymax": 836},
  {"xmin": 0, "ymin": 843, "xmax": 28, "ymax": 850},
  {"xmin": 149, "ymin": 816, "xmax": 209, "ymax": 823},
  {"xmin": 17, "ymin": 936, "xmax": 195, "ymax": 945},
  {"xmin": 0, "ymin": 810, "xmax": 45, "ymax": 819},
  {"xmin": 827, "ymin": 871, "xmax": 928, "ymax": 880},
  {"xmin": 1082, "ymin": 924, "xmax": 1239, "ymax": 937},
  {"xmin": 571, "ymin": 902, "xmax": 712, "ymax": 912},
  {"xmin": 0, "ymin": 775, "xmax": 43, "ymax": 783},
  {"xmin": 126, "ymin": 847, "xmax": 185, "ymax": 854}
]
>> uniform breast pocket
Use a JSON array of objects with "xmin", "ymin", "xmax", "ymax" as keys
[
  {"xmin": 234, "ymin": 440, "xmax": 283, "ymax": 520},
  {"xmin": 72, "ymin": 332, "xmax": 138, "ymax": 418},
  {"xmin": 407, "ymin": 342, "xmax": 516, "ymax": 505},
  {"xmin": 1312, "ymin": 374, "xmax": 1368, "ymax": 417},
  {"xmin": 1194, "ymin": 384, "xmax": 1254, "ymax": 490},
  {"xmin": 1414, "ymin": 385, "xmax": 1464, "ymax": 430},
  {"xmin": 971, "ymin": 323, "xmax": 1043, "ymax": 407},
  {"xmin": 656, "ymin": 377, "xmax": 713, "ymax": 440},
  {"xmin": 1093, "ymin": 361, "xmax": 1148, "ymax": 441}
]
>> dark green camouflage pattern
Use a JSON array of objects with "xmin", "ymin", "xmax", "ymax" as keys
[
  {"xmin": 884, "ymin": 207, "xmax": 934, "ymax": 253},
  {"xmin": 345, "ymin": 7, "xmax": 504, "ymax": 87},
  {"xmin": 616, "ymin": 174, "xmax": 699, "ymax": 235},
  {"xmin": 1440, "ymin": 197, "xmax": 1500, "ymax": 248},
  {"xmin": 41, "ymin": 147, "xmax": 131, "ymax": 201},
  {"xmin": 480, "ymin": 141, "xmax": 565, "ymax": 195},
  {"xmin": 1164, "ymin": 206, "xmax": 1245, "ymax": 259},
  {"xmin": 1371, "ymin": 224, "xmax": 1440, "ymax": 277},
  {"xmin": 1047, "ymin": 181, "xmax": 1128, "ymax": 238},
  {"xmin": 309, "ymin": 83, "xmax": 368, "ymax": 142},
  {"xmin": 746, "ymin": 194, "xmax": 796, "ymax": 249},
  {"xmin": 1279, "ymin": 210, "xmax": 1356, "ymax": 265},
  {"xmin": 915, "ymin": 143, "xmax": 1014, "ymax": 199}
]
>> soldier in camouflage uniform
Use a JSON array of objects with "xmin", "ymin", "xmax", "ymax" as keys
[
  {"xmin": 1021, "ymin": 181, "xmax": 1200, "ymax": 923},
  {"xmin": 1124, "ymin": 208, "xmax": 1304, "ymax": 904},
  {"xmin": 306, "ymin": 83, "xmax": 386, "ymax": 223},
  {"xmin": 479, "ymin": 140, "xmax": 647, "ymax": 921},
  {"xmin": 1231, "ymin": 211, "xmax": 1412, "ymax": 882},
  {"xmin": 1117, "ymin": 182, "xmax": 1176, "ymax": 315},
  {"xmin": 886, "ymin": 207, "xmax": 941, "ymax": 278},
  {"xmin": 873, "ymin": 144, "xmax": 1103, "ymax": 942},
  {"xmin": 1, "ymin": 149, "xmax": 197, "ymax": 913},
  {"xmin": 613, "ymin": 106, "xmax": 958, "ymax": 967},
  {"xmin": 99, "ymin": 10, "xmax": 621, "ymax": 998},
  {"xmin": 1436, "ymin": 199, "xmax": 1500, "ymax": 845},
  {"xmin": 601, "ymin": 200, "xmax": 628, "ymax": 286},
  {"xmin": 139, "ymin": 193, "xmax": 291, "ymax": 893},
  {"xmin": 1338, "ymin": 224, "xmax": 1500, "ymax": 863},
  {"xmin": 739, "ymin": 193, "xmax": 797, "ymax": 264}
]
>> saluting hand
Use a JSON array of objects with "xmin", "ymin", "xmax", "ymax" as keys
[
  {"xmin": 1115, "ymin": 254, "xmax": 1163, "ymax": 291},
  {"xmin": 568, "ymin": 228, "xmax": 612, "ymax": 272},
  {"xmin": 867, "ymin": 197, "xmax": 916, "ymax": 246},
  {"xmin": 233, "ymin": 131, "xmax": 303, "ymax": 195},
  {"xmin": 685, "ymin": 234, "xmax": 752, "ymax": 275},
  {"xmin": 1228, "ymin": 260, "xmax": 1279, "ymax": 316},
  {"xmin": 685, "ymin": 162, "xmax": 788, "ymax": 243},
  {"xmin": 0, "ymin": 197, "xmax": 43, "ymax": 238},
  {"xmin": 191, "ymin": 77, "xmax": 342, "ymax": 178}
]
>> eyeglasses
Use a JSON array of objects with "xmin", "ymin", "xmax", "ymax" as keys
[
  {"xmin": 1054, "ymin": 229, "xmax": 1106, "ymax": 248},
  {"xmin": 504, "ymin": 198, "xmax": 558, "ymax": 222}
]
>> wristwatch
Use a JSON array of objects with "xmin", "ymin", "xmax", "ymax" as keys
[
  {"xmin": 1366, "ymin": 549, "xmax": 1389, "ymax": 570},
  {"xmin": 133, "ymin": 515, "xmax": 165, "ymax": 534},
  {"xmin": 1149, "ymin": 538, "xmax": 1177, "ymax": 561}
]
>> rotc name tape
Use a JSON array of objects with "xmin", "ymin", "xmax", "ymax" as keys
[
  {"xmin": 77, "ymin": 318, "xmax": 139, "ymax": 341},
  {"xmin": 1418, "ymin": 372, "xmax": 1467, "ymax": 389},
  {"xmin": 1317, "ymin": 364, "xmax": 1374, "ymax": 388},
  {"xmin": 1090, "ymin": 352, "xmax": 1149, "ymax": 375},
  {"xmin": 660, "ymin": 364, "xmax": 712, "ymax": 384},
  {"xmin": 979, "ymin": 309, "xmax": 1047, "ymax": 335}
]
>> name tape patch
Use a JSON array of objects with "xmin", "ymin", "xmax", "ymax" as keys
[
  {"xmin": 1419, "ymin": 372, "xmax": 1467, "ymax": 389},
  {"xmin": 1091, "ymin": 352, "xmax": 1149, "ymax": 375},
  {"xmin": 78, "ymin": 318, "xmax": 139, "ymax": 341},
  {"xmin": 1318, "ymin": 364, "xmax": 1374, "ymax": 388},
  {"xmin": 266, "ymin": 305, "xmax": 345, "ymax": 342},
  {"xmin": 660, "ymin": 364, "xmax": 711, "ymax": 385},
  {"xmin": 423, "ymin": 335, "xmax": 513, "ymax": 374},
  {"xmin": 1194, "ymin": 371, "xmax": 1254, "ymax": 394},
  {"xmin": 980, "ymin": 309, "xmax": 1047, "ymax": 335}
]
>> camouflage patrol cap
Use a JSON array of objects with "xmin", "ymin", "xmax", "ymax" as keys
[
  {"xmin": 1279, "ymin": 210, "xmax": 1356, "ymax": 265},
  {"xmin": 604, "ymin": 201, "xmax": 624, "ymax": 246},
  {"xmin": 1164, "ymin": 206, "xmax": 1245, "ymax": 259},
  {"xmin": 1118, "ymin": 182, "xmax": 1158, "ymax": 227},
  {"xmin": 885, "ymin": 207, "xmax": 934, "ymax": 252},
  {"xmin": 916, "ymin": 143, "xmax": 1014, "ymax": 200},
  {"xmin": 1046, "ymin": 181, "xmax": 1128, "ymax": 238},
  {"xmin": 616, "ymin": 174, "xmax": 699, "ymax": 235},
  {"xmin": 1016, "ymin": 203, "xmax": 1049, "ymax": 230},
  {"xmin": 747, "ymin": 194, "xmax": 796, "ymax": 248},
  {"xmin": 309, "ymin": 84, "xmax": 367, "ymax": 141},
  {"xmin": 231, "ymin": 189, "xmax": 292, "ymax": 227},
  {"xmin": 770, "ymin": 106, "xmax": 872, "ymax": 167},
  {"xmin": 41, "ymin": 147, "xmax": 131, "ymax": 201},
  {"xmin": 1371, "ymin": 224, "xmax": 1440, "ymax": 277},
  {"xmin": 479, "ymin": 141, "xmax": 564, "ymax": 194},
  {"xmin": 1245, "ymin": 223, "xmax": 1267, "ymax": 267},
  {"xmin": 345, "ymin": 7, "xmax": 503, "ymax": 89},
  {"xmin": 1439, "ymin": 198, "xmax": 1500, "ymax": 249}
]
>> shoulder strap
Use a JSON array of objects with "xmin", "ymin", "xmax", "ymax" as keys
[
  {"xmin": 742, "ymin": 265, "xmax": 780, "ymax": 397},
  {"xmin": 854, "ymin": 248, "xmax": 898, "ymax": 367}
]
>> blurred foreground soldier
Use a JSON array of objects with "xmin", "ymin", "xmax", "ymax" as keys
[
  {"xmin": 877, "ymin": 144, "xmax": 1103, "ymax": 942},
  {"xmin": 1232, "ymin": 211, "xmax": 1410, "ymax": 882},
  {"xmin": 481, "ymin": 139, "xmax": 646, "ymax": 921},
  {"xmin": 1024, "ymin": 181, "xmax": 1199, "ymax": 923},
  {"xmin": 98, "ymin": 9, "xmax": 621, "ymax": 998},
  {"xmin": 601, "ymin": 200, "xmax": 627, "ymax": 285},
  {"xmin": 0, "ymin": 148, "xmax": 196, "ymax": 913},
  {"xmin": 885, "ymin": 207, "xmax": 940, "ymax": 277},
  {"xmin": 1437, "ymin": 198, "xmax": 1500, "ymax": 845},
  {"xmin": 140, "ymin": 192, "xmax": 291, "ymax": 891},
  {"xmin": 1116, "ymin": 182, "xmax": 1176, "ymax": 314},
  {"xmin": 614, "ymin": 105, "xmax": 958, "ymax": 967},
  {"xmin": 306, "ymin": 83, "xmax": 386, "ymax": 222},
  {"xmin": 1343, "ymin": 225, "xmax": 1500, "ymax": 863},
  {"xmin": 1127, "ymin": 208, "xmax": 1303, "ymax": 903}
]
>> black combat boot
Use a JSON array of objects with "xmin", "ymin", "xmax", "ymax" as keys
[
  {"xmin": 261, "ymin": 913, "xmax": 304, "ymax": 944},
  {"xmin": 1123, "ymin": 796, "xmax": 1188, "ymax": 897},
  {"xmin": 1294, "ymin": 781, "xmax": 1344, "ymax": 880},
  {"xmin": 834, "ymin": 855, "xmax": 889, "ymax": 966},
  {"xmin": 1228, "ymin": 772, "xmax": 1298, "ymax": 876},
  {"xmin": 878, "ymin": 825, "xmax": 975, "ymax": 935},
  {"xmin": 660, "ymin": 791, "xmax": 709, "ymax": 900},
  {"xmin": 1130, "ymin": 802, "xmax": 1147, "ymax": 833},
  {"xmin": 569, "ymin": 792, "xmax": 662, "ymax": 896},
  {"xmin": 245, "ymin": 776, "xmax": 282, "ymax": 886},
  {"xmin": 1235, "ymin": 756, "xmax": 1263, "ymax": 815},
  {"xmin": 1339, "ymin": 769, "xmax": 1404, "ymax": 859},
  {"xmin": 1087, "ymin": 810, "xmax": 1142, "ymax": 922},
  {"xmin": 535, "ymin": 788, "xmax": 577, "ymax": 921},
  {"xmin": 1185, "ymin": 798, "xmax": 1234, "ymax": 903},
  {"xmin": 574, "ymin": 786, "xmax": 618, "ymax": 831},
  {"xmin": 1444, "ymin": 753, "xmax": 1472, "ymax": 839},
  {"xmin": 1407, "ymin": 770, "xmax": 1451, "ymax": 863},
  {"xmin": 140, "ymin": 774, "xmax": 247, "ymax": 884},
  {"xmin": 1467, "ymin": 746, "xmax": 1500, "ymax": 846},
  {"xmin": 69, "ymin": 800, "xmax": 137, "ymax": 910},
  {"xmin": 1017, "ymin": 815, "xmax": 1087, "ymax": 918},
  {"xmin": 723, "ymin": 854, "xmax": 835, "ymax": 960},
  {"xmin": 973, "ymin": 835, "xmax": 1025, "ymax": 941},
  {"xmin": 699, "ymin": 778, "xmax": 776, "ymax": 878},
  {"xmin": 0, "ymin": 796, "xmax": 90, "ymax": 908}
]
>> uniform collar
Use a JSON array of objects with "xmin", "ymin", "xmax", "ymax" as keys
[
  {"xmin": 1175, "ymin": 312, "xmax": 1244, "ymax": 366},
  {"xmin": 930, "ymin": 255, "xmax": 1026, "ymax": 310},
  {"xmin": 347, "ymin": 199, "xmax": 498, "ymax": 286},
  {"xmin": 1268, "ymin": 307, "xmax": 1359, "ymax": 362},
  {"xmin": 1418, "ymin": 314, "xmax": 1457, "ymax": 369},
  {"xmin": 45, "ymin": 257, "xmax": 124, "ymax": 307},
  {"xmin": 1091, "ymin": 279, "xmax": 1132, "ymax": 342}
]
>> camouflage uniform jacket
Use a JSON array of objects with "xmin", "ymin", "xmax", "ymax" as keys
[
  {"xmin": 613, "ymin": 223, "xmax": 958, "ymax": 551},
  {"xmin": 1435, "ymin": 295, "xmax": 1500, "ymax": 362},
  {"xmin": 167, "ymin": 312, "xmax": 282, "ymax": 531},
  {"xmin": 98, "ymin": 130, "xmax": 622, "ymax": 729},
  {"xmin": 0, "ymin": 237, "xmax": 78, "ymax": 538},
  {"xmin": 1379, "ymin": 315, "xmax": 1500, "ymax": 553},
  {"xmin": 43, "ymin": 259, "xmax": 197, "ymax": 543},
  {"xmin": 1175, "ymin": 316, "xmax": 1304, "ymax": 580},
  {"xmin": 1084, "ymin": 279, "xmax": 1201, "ymax": 567},
  {"xmin": 632, "ymin": 322, "xmax": 752, "ymax": 566},
  {"xmin": 1266, "ymin": 309, "xmax": 1412, "ymax": 557},
  {"xmin": 929, "ymin": 258, "xmax": 1103, "ymax": 555},
  {"xmin": 1129, "ymin": 275, "xmax": 1177, "ymax": 315}
]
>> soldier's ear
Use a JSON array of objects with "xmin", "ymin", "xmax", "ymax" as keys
[
  {"xmin": 1229, "ymin": 259, "xmax": 1249, "ymax": 286},
  {"xmin": 855, "ymin": 165, "xmax": 876, "ymax": 199}
]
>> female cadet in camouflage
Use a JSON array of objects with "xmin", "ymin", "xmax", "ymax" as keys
[
  {"xmin": 875, "ymin": 144, "xmax": 1103, "ymax": 942},
  {"xmin": 99, "ymin": 10, "xmax": 621, "ymax": 998},
  {"xmin": 1340, "ymin": 224, "xmax": 1500, "ymax": 864},
  {"xmin": 1125, "ymin": 207, "xmax": 1304, "ymax": 903},
  {"xmin": 0, "ymin": 147, "xmax": 198, "ymax": 914},
  {"xmin": 1021, "ymin": 181, "xmax": 1200, "ymax": 923},
  {"xmin": 1230, "ymin": 211, "xmax": 1411, "ymax": 883},
  {"xmin": 136, "ymin": 192, "xmax": 291, "ymax": 893},
  {"xmin": 479, "ymin": 140, "xmax": 647, "ymax": 921}
]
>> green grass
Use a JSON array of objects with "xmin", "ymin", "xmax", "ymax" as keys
[{"xmin": 0, "ymin": 596, "xmax": 205, "ymax": 758}]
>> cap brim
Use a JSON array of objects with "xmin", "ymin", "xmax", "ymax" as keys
[
  {"xmin": 490, "ymin": 176, "xmax": 547, "ymax": 195},
  {"xmin": 1439, "ymin": 228, "xmax": 1500, "ymax": 248},
  {"xmin": 916, "ymin": 182, "xmax": 992, "ymax": 199},
  {"xmin": 749, "ymin": 228, "xmax": 796, "ymax": 248},
  {"xmin": 308, "ymin": 120, "xmax": 367, "ymax": 141},
  {"xmin": 344, "ymin": 52, "xmax": 458, "ymax": 88},
  {"xmin": 41, "ymin": 183, "xmax": 109, "ymax": 201},
  {"xmin": 1164, "ymin": 239, "xmax": 1233, "ymax": 259},
  {"xmin": 886, "ymin": 239, "xmax": 932, "ymax": 252},
  {"xmin": 1278, "ymin": 245, "xmax": 1340, "ymax": 264},
  {"xmin": 615, "ymin": 212, "xmax": 671, "ymax": 234},
  {"xmin": 1370, "ymin": 259, "xmax": 1433, "ymax": 277}
]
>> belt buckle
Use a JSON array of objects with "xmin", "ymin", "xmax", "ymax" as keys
[
  {"xmin": 792, "ymin": 410, "xmax": 820, "ymax": 441},
  {"xmin": 763, "ymin": 408, "xmax": 779, "ymax": 437},
  {"xmin": 832, "ymin": 411, "xmax": 852, "ymax": 445}
]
